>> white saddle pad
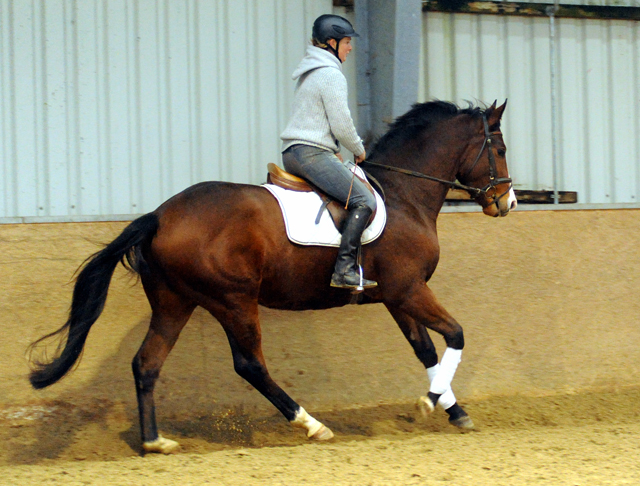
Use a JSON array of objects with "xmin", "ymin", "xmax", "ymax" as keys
[{"xmin": 263, "ymin": 165, "xmax": 386, "ymax": 248}]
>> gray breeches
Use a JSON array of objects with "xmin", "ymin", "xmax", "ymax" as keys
[{"xmin": 282, "ymin": 144, "xmax": 376, "ymax": 212}]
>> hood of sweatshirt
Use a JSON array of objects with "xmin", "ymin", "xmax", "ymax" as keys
[{"xmin": 291, "ymin": 44, "xmax": 342, "ymax": 80}]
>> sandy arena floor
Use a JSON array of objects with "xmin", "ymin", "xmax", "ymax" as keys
[
  {"xmin": 1, "ymin": 388, "xmax": 639, "ymax": 485},
  {"xmin": 3, "ymin": 211, "xmax": 640, "ymax": 485}
]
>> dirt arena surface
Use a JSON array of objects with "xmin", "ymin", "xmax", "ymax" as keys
[
  {"xmin": 2, "ymin": 210, "xmax": 640, "ymax": 484},
  {"xmin": 1, "ymin": 388, "xmax": 639, "ymax": 485}
]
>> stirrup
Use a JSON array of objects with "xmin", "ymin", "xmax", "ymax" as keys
[
  {"xmin": 330, "ymin": 264, "xmax": 377, "ymax": 294},
  {"xmin": 330, "ymin": 278, "xmax": 378, "ymax": 293}
]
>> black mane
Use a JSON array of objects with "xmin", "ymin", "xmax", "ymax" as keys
[{"xmin": 370, "ymin": 100, "xmax": 486, "ymax": 157}]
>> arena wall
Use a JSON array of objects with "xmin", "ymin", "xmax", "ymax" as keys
[{"xmin": 2, "ymin": 209, "xmax": 639, "ymax": 417}]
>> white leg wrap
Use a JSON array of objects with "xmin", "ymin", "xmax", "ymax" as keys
[
  {"xmin": 438, "ymin": 389, "xmax": 457, "ymax": 410},
  {"xmin": 426, "ymin": 363, "xmax": 457, "ymax": 410},
  {"xmin": 291, "ymin": 407, "xmax": 323, "ymax": 438},
  {"xmin": 429, "ymin": 348, "xmax": 462, "ymax": 396},
  {"xmin": 426, "ymin": 363, "xmax": 440, "ymax": 382}
]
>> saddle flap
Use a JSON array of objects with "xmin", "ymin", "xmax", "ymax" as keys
[{"xmin": 262, "ymin": 184, "xmax": 387, "ymax": 248}]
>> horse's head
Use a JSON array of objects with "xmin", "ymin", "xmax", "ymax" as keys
[{"xmin": 457, "ymin": 101, "xmax": 517, "ymax": 217}]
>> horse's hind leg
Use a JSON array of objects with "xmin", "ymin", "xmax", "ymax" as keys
[
  {"xmin": 386, "ymin": 301, "xmax": 474, "ymax": 430},
  {"xmin": 132, "ymin": 288, "xmax": 195, "ymax": 454},
  {"xmin": 212, "ymin": 300, "xmax": 333, "ymax": 440}
]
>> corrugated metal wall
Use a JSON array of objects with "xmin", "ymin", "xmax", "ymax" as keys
[
  {"xmin": 0, "ymin": 0, "xmax": 332, "ymax": 220},
  {"xmin": 2, "ymin": 3, "xmax": 640, "ymax": 221},
  {"xmin": 420, "ymin": 12, "xmax": 640, "ymax": 204}
]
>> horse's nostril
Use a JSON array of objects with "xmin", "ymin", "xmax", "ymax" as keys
[{"xmin": 510, "ymin": 199, "xmax": 517, "ymax": 210}]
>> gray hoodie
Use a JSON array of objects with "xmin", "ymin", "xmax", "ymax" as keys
[{"xmin": 280, "ymin": 45, "xmax": 364, "ymax": 156}]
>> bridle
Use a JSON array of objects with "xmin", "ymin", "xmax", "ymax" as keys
[{"xmin": 361, "ymin": 115, "xmax": 513, "ymax": 204}]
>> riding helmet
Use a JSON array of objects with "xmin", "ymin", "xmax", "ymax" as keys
[{"xmin": 312, "ymin": 14, "xmax": 359, "ymax": 44}]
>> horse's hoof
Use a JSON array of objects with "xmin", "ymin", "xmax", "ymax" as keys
[
  {"xmin": 143, "ymin": 436, "xmax": 180, "ymax": 454},
  {"xmin": 416, "ymin": 396, "xmax": 435, "ymax": 417},
  {"xmin": 449, "ymin": 415, "xmax": 475, "ymax": 430},
  {"xmin": 309, "ymin": 424, "xmax": 334, "ymax": 441}
]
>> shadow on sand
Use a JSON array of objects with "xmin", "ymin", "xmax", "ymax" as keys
[{"xmin": 5, "ymin": 307, "xmax": 442, "ymax": 465}]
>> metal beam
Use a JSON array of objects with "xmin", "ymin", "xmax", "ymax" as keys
[{"xmin": 355, "ymin": 0, "xmax": 422, "ymax": 141}]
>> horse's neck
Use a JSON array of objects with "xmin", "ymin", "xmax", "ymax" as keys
[{"xmin": 376, "ymin": 140, "xmax": 467, "ymax": 219}]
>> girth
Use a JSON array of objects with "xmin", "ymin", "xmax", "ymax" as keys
[{"xmin": 266, "ymin": 163, "xmax": 376, "ymax": 232}]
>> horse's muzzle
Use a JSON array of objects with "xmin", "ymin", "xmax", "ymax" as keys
[{"xmin": 481, "ymin": 185, "xmax": 517, "ymax": 217}]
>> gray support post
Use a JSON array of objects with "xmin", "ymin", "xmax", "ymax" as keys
[
  {"xmin": 547, "ymin": 1, "xmax": 561, "ymax": 205},
  {"xmin": 355, "ymin": 0, "xmax": 422, "ymax": 141},
  {"xmin": 354, "ymin": 1, "xmax": 372, "ymax": 141}
]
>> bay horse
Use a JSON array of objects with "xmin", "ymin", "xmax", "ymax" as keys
[{"xmin": 29, "ymin": 100, "xmax": 516, "ymax": 453}]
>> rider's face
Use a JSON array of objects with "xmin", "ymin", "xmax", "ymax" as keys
[{"xmin": 328, "ymin": 37, "xmax": 353, "ymax": 63}]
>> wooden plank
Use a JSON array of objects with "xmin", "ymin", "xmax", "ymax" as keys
[
  {"xmin": 514, "ymin": 190, "xmax": 578, "ymax": 204},
  {"xmin": 423, "ymin": 1, "xmax": 640, "ymax": 21},
  {"xmin": 445, "ymin": 189, "xmax": 578, "ymax": 203},
  {"xmin": 333, "ymin": 0, "xmax": 355, "ymax": 8},
  {"xmin": 335, "ymin": 1, "xmax": 640, "ymax": 20}
]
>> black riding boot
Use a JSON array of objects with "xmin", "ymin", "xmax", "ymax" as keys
[{"xmin": 330, "ymin": 205, "xmax": 378, "ymax": 291}]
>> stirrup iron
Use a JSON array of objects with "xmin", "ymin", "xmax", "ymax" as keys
[{"xmin": 351, "ymin": 263, "xmax": 365, "ymax": 294}]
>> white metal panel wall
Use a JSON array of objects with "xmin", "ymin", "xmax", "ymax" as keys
[
  {"xmin": 420, "ymin": 12, "xmax": 640, "ymax": 204},
  {"xmin": 0, "ymin": 0, "xmax": 332, "ymax": 220}
]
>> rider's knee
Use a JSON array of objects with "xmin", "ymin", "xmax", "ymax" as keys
[{"xmin": 356, "ymin": 191, "xmax": 376, "ymax": 213}]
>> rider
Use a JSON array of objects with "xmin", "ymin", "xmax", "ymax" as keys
[{"xmin": 281, "ymin": 14, "xmax": 377, "ymax": 291}]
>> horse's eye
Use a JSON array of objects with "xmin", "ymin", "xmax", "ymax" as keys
[{"xmin": 497, "ymin": 149, "xmax": 506, "ymax": 157}]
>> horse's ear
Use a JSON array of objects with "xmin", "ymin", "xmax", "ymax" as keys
[{"xmin": 486, "ymin": 99, "xmax": 507, "ymax": 129}]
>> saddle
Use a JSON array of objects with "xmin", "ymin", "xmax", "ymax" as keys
[{"xmin": 266, "ymin": 163, "xmax": 376, "ymax": 232}]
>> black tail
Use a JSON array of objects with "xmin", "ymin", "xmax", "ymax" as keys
[{"xmin": 28, "ymin": 213, "xmax": 159, "ymax": 389}]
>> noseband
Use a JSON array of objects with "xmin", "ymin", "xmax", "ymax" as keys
[{"xmin": 361, "ymin": 115, "xmax": 513, "ymax": 205}]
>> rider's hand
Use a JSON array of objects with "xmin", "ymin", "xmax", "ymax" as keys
[
  {"xmin": 355, "ymin": 150, "xmax": 366, "ymax": 164},
  {"xmin": 336, "ymin": 152, "xmax": 344, "ymax": 162}
]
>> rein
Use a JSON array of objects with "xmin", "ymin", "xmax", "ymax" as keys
[
  {"xmin": 361, "ymin": 115, "xmax": 512, "ymax": 200},
  {"xmin": 361, "ymin": 160, "xmax": 486, "ymax": 197}
]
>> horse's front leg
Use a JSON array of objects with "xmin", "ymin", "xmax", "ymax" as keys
[{"xmin": 386, "ymin": 285, "xmax": 474, "ymax": 429}]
